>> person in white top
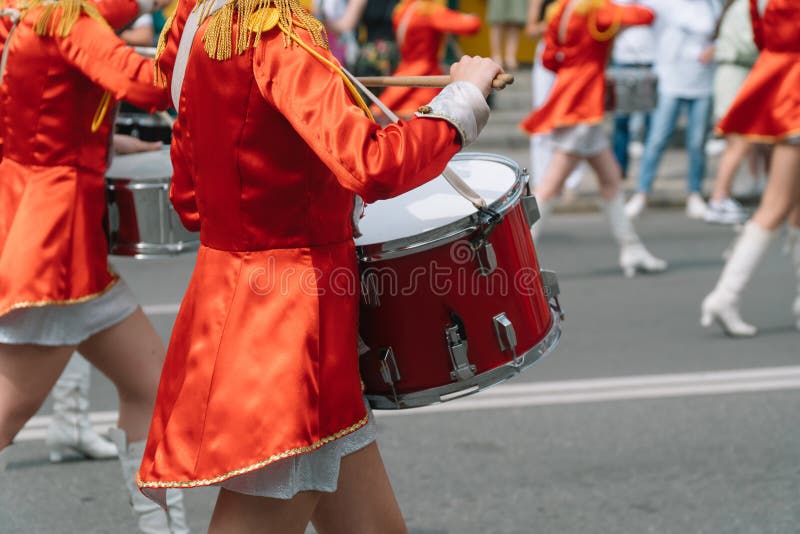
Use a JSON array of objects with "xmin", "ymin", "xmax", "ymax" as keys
[
  {"xmin": 610, "ymin": 0, "xmax": 656, "ymax": 178},
  {"xmin": 625, "ymin": 0, "xmax": 721, "ymax": 220}
]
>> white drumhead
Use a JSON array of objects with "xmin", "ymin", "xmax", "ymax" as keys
[
  {"xmin": 106, "ymin": 147, "xmax": 172, "ymax": 181},
  {"xmin": 355, "ymin": 155, "xmax": 518, "ymax": 246}
]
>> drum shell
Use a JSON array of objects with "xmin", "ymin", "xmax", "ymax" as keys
[
  {"xmin": 358, "ymin": 202, "xmax": 553, "ymax": 399},
  {"xmin": 105, "ymin": 178, "xmax": 199, "ymax": 258},
  {"xmin": 605, "ymin": 68, "xmax": 658, "ymax": 114}
]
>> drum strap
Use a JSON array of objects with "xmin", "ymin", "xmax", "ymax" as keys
[
  {"xmin": 342, "ymin": 69, "xmax": 489, "ymax": 210},
  {"xmin": 171, "ymin": 0, "xmax": 229, "ymax": 110}
]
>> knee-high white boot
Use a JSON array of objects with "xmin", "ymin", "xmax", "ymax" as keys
[
  {"xmin": 701, "ymin": 222, "xmax": 774, "ymax": 337},
  {"xmin": 789, "ymin": 225, "xmax": 800, "ymax": 331},
  {"xmin": 47, "ymin": 355, "xmax": 118, "ymax": 462},
  {"xmin": 601, "ymin": 193, "xmax": 668, "ymax": 278},
  {"xmin": 110, "ymin": 429, "xmax": 191, "ymax": 534},
  {"xmin": 530, "ymin": 198, "xmax": 553, "ymax": 246}
]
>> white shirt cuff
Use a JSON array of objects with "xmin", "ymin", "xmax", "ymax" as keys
[{"xmin": 414, "ymin": 81, "xmax": 490, "ymax": 147}]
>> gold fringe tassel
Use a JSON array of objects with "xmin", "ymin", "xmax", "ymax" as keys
[
  {"xmin": 33, "ymin": 0, "xmax": 108, "ymax": 38},
  {"xmin": 154, "ymin": 8, "xmax": 177, "ymax": 86}
]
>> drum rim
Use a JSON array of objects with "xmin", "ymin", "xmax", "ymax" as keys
[
  {"xmin": 364, "ymin": 304, "xmax": 562, "ymax": 410},
  {"xmin": 357, "ymin": 152, "xmax": 525, "ymax": 262}
]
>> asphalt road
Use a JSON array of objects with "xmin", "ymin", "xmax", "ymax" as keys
[{"xmin": 2, "ymin": 211, "xmax": 799, "ymax": 534}]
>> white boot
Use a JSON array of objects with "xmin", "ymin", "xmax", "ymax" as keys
[
  {"xmin": 530, "ymin": 198, "xmax": 554, "ymax": 246},
  {"xmin": 602, "ymin": 194, "xmax": 668, "ymax": 278},
  {"xmin": 788, "ymin": 225, "xmax": 800, "ymax": 331},
  {"xmin": 47, "ymin": 355, "xmax": 118, "ymax": 462},
  {"xmin": 110, "ymin": 429, "xmax": 191, "ymax": 534},
  {"xmin": 624, "ymin": 192, "xmax": 647, "ymax": 219},
  {"xmin": 701, "ymin": 222, "xmax": 774, "ymax": 337}
]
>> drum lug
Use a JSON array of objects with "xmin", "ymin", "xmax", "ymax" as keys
[
  {"xmin": 446, "ymin": 325, "xmax": 476, "ymax": 381},
  {"xmin": 493, "ymin": 313, "xmax": 523, "ymax": 368},
  {"xmin": 361, "ymin": 270, "xmax": 381, "ymax": 307},
  {"xmin": 541, "ymin": 270, "xmax": 565, "ymax": 321},
  {"xmin": 522, "ymin": 195, "xmax": 540, "ymax": 225},
  {"xmin": 475, "ymin": 242, "xmax": 497, "ymax": 276},
  {"xmin": 378, "ymin": 347, "xmax": 401, "ymax": 387}
]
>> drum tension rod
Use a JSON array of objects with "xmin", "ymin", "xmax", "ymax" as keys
[{"xmin": 472, "ymin": 207, "xmax": 502, "ymax": 276}]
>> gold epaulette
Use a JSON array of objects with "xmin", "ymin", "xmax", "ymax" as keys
[{"xmin": 31, "ymin": 0, "xmax": 109, "ymax": 37}]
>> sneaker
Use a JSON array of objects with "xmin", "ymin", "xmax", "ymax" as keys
[
  {"xmin": 628, "ymin": 141, "xmax": 645, "ymax": 159},
  {"xmin": 705, "ymin": 138, "xmax": 727, "ymax": 157},
  {"xmin": 625, "ymin": 192, "xmax": 647, "ymax": 219},
  {"xmin": 704, "ymin": 198, "xmax": 749, "ymax": 225},
  {"xmin": 686, "ymin": 193, "xmax": 708, "ymax": 220}
]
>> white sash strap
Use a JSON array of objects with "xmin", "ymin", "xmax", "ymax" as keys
[{"xmin": 171, "ymin": 0, "xmax": 229, "ymax": 110}]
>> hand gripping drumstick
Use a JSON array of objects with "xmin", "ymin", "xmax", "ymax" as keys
[{"xmin": 356, "ymin": 73, "xmax": 515, "ymax": 90}]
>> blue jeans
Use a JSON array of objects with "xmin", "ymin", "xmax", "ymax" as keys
[{"xmin": 636, "ymin": 93, "xmax": 713, "ymax": 194}]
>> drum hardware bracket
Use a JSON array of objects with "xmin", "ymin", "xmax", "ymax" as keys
[
  {"xmin": 493, "ymin": 313, "xmax": 523, "ymax": 367},
  {"xmin": 522, "ymin": 195, "xmax": 540, "ymax": 225},
  {"xmin": 446, "ymin": 324, "xmax": 476, "ymax": 381},
  {"xmin": 377, "ymin": 347, "xmax": 402, "ymax": 406},
  {"xmin": 360, "ymin": 270, "xmax": 382, "ymax": 307},
  {"xmin": 472, "ymin": 207, "xmax": 502, "ymax": 276},
  {"xmin": 540, "ymin": 270, "xmax": 565, "ymax": 321}
]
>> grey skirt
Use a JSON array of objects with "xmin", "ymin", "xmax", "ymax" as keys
[{"xmin": 0, "ymin": 279, "xmax": 138, "ymax": 346}]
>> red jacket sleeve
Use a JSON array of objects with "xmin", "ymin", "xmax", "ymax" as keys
[
  {"xmin": 429, "ymin": 6, "xmax": 481, "ymax": 35},
  {"xmin": 92, "ymin": 0, "xmax": 140, "ymax": 30},
  {"xmin": 54, "ymin": 16, "xmax": 170, "ymax": 111},
  {"xmin": 168, "ymin": 119, "xmax": 200, "ymax": 231},
  {"xmin": 253, "ymin": 28, "xmax": 461, "ymax": 204},
  {"xmin": 597, "ymin": 3, "xmax": 654, "ymax": 29}
]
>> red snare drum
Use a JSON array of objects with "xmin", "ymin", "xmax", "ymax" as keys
[{"xmin": 356, "ymin": 153, "xmax": 562, "ymax": 409}]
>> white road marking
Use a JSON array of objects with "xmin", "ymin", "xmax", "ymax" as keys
[{"xmin": 17, "ymin": 366, "xmax": 800, "ymax": 441}]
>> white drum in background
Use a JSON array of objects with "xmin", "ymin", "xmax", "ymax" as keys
[{"xmin": 105, "ymin": 148, "xmax": 199, "ymax": 258}]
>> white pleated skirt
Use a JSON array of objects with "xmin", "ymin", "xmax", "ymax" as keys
[{"xmin": 0, "ymin": 279, "xmax": 138, "ymax": 346}]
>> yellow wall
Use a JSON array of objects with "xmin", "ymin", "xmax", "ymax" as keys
[{"xmin": 456, "ymin": 0, "xmax": 537, "ymax": 63}]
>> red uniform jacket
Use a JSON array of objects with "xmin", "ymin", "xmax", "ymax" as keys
[
  {"xmin": 717, "ymin": 0, "xmax": 800, "ymax": 141},
  {"xmin": 136, "ymin": 0, "xmax": 463, "ymax": 492},
  {"xmin": 520, "ymin": 0, "xmax": 653, "ymax": 135},
  {"xmin": 378, "ymin": 0, "xmax": 480, "ymax": 116},
  {"xmin": 0, "ymin": 2, "xmax": 170, "ymax": 316}
]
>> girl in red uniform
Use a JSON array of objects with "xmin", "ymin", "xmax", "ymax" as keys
[
  {"xmin": 0, "ymin": 0, "xmax": 190, "ymax": 530},
  {"xmin": 519, "ymin": 0, "xmax": 666, "ymax": 278},
  {"xmin": 135, "ymin": 0, "xmax": 500, "ymax": 531},
  {"xmin": 378, "ymin": 0, "xmax": 481, "ymax": 117},
  {"xmin": 701, "ymin": 0, "xmax": 800, "ymax": 336}
]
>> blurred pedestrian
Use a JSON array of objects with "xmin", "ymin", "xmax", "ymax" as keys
[
  {"xmin": 352, "ymin": 0, "xmax": 399, "ymax": 89},
  {"xmin": 702, "ymin": 0, "xmax": 800, "ymax": 337},
  {"xmin": 526, "ymin": 0, "xmax": 586, "ymax": 198},
  {"xmin": 625, "ymin": 0, "xmax": 721, "ymax": 220},
  {"xmin": 609, "ymin": 0, "xmax": 655, "ymax": 178},
  {"xmin": 520, "ymin": 0, "xmax": 667, "ymax": 278},
  {"xmin": 121, "ymin": 13, "xmax": 156, "ymax": 46},
  {"xmin": 379, "ymin": 0, "xmax": 481, "ymax": 117},
  {"xmin": 704, "ymin": 0, "xmax": 762, "ymax": 225},
  {"xmin": 488, "ymin": 0, "xmax": 527, "ymax": 70},
  {"xmin": 314, "ymin": 0, "xmax": 364, "ymax": 67}
]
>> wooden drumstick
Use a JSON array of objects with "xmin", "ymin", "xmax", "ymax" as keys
[{"xmin": 357, "ymin": 73, "xmax": 515, "ymax": 90}]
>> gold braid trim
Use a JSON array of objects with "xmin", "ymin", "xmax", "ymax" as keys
[
  {"xmin": 32, "ymin": 0, "xmax": 108, "ymax": 37},
  {"xmin": 154, "ymin": 8, "xmax": 177, "ymax": 86},
  {"xmin": 587, "ymin": 2, "xmax": 620, "ymax": 41}
]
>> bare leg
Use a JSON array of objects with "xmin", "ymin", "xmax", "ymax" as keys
[
  {"xmin": 586, "ymin": 148, "xmax": 623, "ymax": 200},
  {"xmin": 77, "ymin": 307, "xmax": 164, "ymax": 442},
  {"xmin": 751, "ymin": 144, "xmax": 800, "ymax": 231},
  {"xmin": 209, "ymin": 488, "xmax": 321, "ymax": 534},
  {"xmin": 489, "ymin": 24, "xmax": 503, "ymax": 65},
  {"xmin": 711, "ymin": 135, "xmax": 752, "ymax": 202},
  {"xmin": 534, "ymin": 150, "xmax": 583, "ymax": 204},
  {"xmin": 0, "ymin": 343, "xmax": 74, "ymax": 449},
  {"xmin": 312, "ymin": 443, "xmax": 407, "ymax": 534},
  {"xmin": 503, "ymin": 25, "xmax": 520, "ymax": 70}
]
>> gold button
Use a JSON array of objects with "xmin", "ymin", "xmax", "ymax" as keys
[{"xmin": 417, "ymin": 105, "xmax": 432, "ymax": 114}]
